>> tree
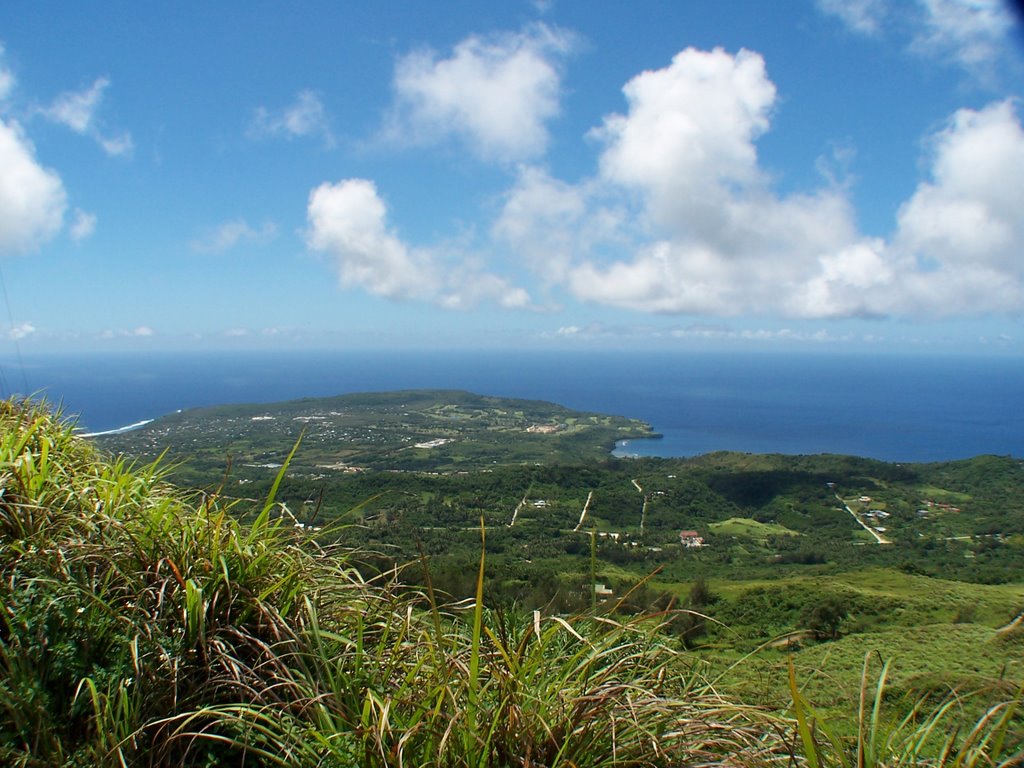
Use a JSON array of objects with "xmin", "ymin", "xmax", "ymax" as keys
[
  {"xmin": 801, "ymin": 596, "xmax": 848, "ymax": 641},
  {"xmin": 669, "ymin": 577, "xmax": 717, "ymax": 649},
  {"xmin": 688, "ymin": 576, "xmax": 715, "ymax": 609}
]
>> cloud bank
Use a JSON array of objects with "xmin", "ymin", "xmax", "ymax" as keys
[
  {"xmin": 511, "ymin": 48, "xmax": 1024, "ymax": 319},
  {"xmin": 308, "ymin": 34, "xmax": 1024, "ymax": 323}
]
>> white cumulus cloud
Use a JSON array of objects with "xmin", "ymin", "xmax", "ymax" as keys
[
  {"xmin": 493, "ymin": 166, "xmax": 588, "ymax": 283},
  {"xmin": 792, "ymin": 239, "xmax": 895, "ymax": 318},
  {"xmin": 513, "ymin": 47, "xmax": 861, "ymax": 317},
  {"xmin": 389, "ymin": 24, "xmax": 574, "ymax": 162},
  {"xmin": 892, "ymin": 99, "xmax": 1024, "ymax": 313},
  {"xmin": 306, "ymin": 178, "xmax": 531, "ymax": 309},
  {"xmin": 306, "ymin": 179, "xmax": 438, "ymax": 300},
  {"xmin": 0, "ymin": 119, "xmax": 66, "ymax": 254},
  {"xmin": 249, "ymin": 90, "xmax": 333, "ymax": 147},
  {"xmin": 593, "ymin": 47, "xmax": 780, "ymax": 232}
]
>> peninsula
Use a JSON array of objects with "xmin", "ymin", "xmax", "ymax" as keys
[{"xmin": 96, "ymin": 389, "xmax": 658, "ymax": 475}]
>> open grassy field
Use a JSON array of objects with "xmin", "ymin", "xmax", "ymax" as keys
[{"xmin": 710, "ymin": 516, "xmax": 802, "ymax": 540}]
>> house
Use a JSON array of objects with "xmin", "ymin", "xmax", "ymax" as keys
[{"xmin": 679, "ymin": 530, "xmax": 706, "ymax": 548}]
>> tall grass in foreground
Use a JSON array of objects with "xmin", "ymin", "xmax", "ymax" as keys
[
  {"xmin": 0, "ymin": 398, "xmax": 1020, "ymax": 766},
  {"xmin": 788, "ymin": 653, "xmax": 1022, "ymax": 768}
]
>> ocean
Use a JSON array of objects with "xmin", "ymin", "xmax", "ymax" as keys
[{"xmin": 3, "ymin": 349, "xmax": 1022, "ymax": 463}]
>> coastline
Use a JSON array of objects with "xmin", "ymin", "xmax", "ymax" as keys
[
  {"xmin": 612, "ymin": 433, "xmax": 665, "ymax": 459},
  {"xmin": 10, "ymin": 349, "xmax": 1023, "ymax": 462},
  {"xmin": 77, "ymin": 419, "xmax": 155, "ymax": 438}
]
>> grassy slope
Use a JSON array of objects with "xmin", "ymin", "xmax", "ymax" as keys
[
  {"xmin": 698, "ymin": 568, "xmax": 1023, "ymax": 695},
  {"xmin": 704, "ymin": 568, "xmax": 1024, "ymax": 628}
]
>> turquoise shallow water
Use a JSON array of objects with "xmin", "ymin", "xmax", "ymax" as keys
[{"xmin": 4, "ymin": 349, "xmax": 1022, "ymax": 462}]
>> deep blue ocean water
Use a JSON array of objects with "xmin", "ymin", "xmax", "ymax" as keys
[{"xmin": 3, "ymin": 349, "xmax": 1022, "ymax": 463}]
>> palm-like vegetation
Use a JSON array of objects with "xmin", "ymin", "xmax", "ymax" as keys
[{"xmin": 0, "ymin": 399, "xmax": 1019, "ymax": 766}]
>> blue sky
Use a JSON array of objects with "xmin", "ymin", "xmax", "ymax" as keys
[{"xmin": 1, "ymin": 0, "xmax": 1023, "ymax": 353}]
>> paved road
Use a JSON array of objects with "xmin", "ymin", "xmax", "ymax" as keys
[{"xmin": 836, "ymin": 493, "xmax": 892, "ymax": 544}]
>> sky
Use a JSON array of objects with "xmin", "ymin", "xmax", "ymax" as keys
[{"xmin": 1, "ymin": 0, "xmax": 1023, "ymax": 354}]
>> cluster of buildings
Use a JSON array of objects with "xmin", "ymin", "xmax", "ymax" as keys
[{"xmin": 679, "ymin": 530, "xmax": 706, "ymax": 548}]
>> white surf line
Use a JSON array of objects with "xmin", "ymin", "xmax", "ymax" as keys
[
  {"xmin": 573, "ymin": 490, "xmax": 594, "ymax": 532},
  {"xmin": 835, "ymin": 493, "xmax": 891, "ymax": 544},
  {"xmin": 78, "ymin": 419, "xmax": 154, "ymax": 438}
]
